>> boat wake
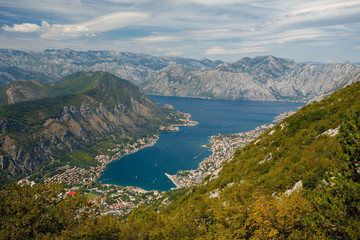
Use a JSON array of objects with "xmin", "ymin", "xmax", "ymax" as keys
[{"xmin": 193, "ymin": 150, "xmax": 206, "ymax": 159}]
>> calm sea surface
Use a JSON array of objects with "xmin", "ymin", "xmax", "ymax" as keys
[{"xmin": 100, "ymin": 96, "xmax": 304, "ymax": 191}]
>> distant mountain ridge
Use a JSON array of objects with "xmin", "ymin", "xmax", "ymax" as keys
[
  {"xmin": 0, "ymin": 71, "xmax": 187, "ymax": 184},
  {"xmin": 0, "ymin": 49, "xmax": 221, "ymax": 85},
  {"xmin": 0, "ymin": 49, "xmax": 359, "ymax": 102},
  {"xmin": 143, "ymin": 56, "xmax": 359, "ymax": 102}
]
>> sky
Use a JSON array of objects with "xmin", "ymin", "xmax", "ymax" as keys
[{"xmin": 0, "ymin": 0, "xmax": 359, "ymax": 63}]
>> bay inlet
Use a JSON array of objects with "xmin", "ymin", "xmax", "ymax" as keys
[{"xmin": 99, "ymin": 96, "xmax": 304, "ymax": 191}]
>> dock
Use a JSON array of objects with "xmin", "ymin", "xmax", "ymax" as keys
[{"xmin": 165, "ymin": 173, "xmax": 182, "ymax": 188}]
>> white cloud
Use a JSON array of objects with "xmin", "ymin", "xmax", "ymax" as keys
[
  {"xmin": 135, "ymin": 35, "xmax": 173, "ymax": 43},
  {"xmin": 2, "ymin": 23, "xmax": 41, "ymax": 33},
  {"xmin": 205, "ymin": 46, "xmax": 267, "ymax": 55},
  {"xmin": 260, "ymin": 0, "xmax": 360, "ymax": 32},
  {"xmin": 271, "ymin": 29, "xmax": 327, "ymax": 44},
  {"xmin": 80, "ymin": 11, "xmax": 149, "ymax": 32},
  {"xmin": 165, "ymin": 51, "xmax": 184, "ymax": 56},
  {"xmin": 170, "ymin": 0, "xmax": 264, "ymax": 6},
  {"xmin": 2, "ymin": 11, "xmax": 149, "ymax": 40},
  {"xmin": 39, "ymin": 21, "xmax": 91, "ymax": 39}
]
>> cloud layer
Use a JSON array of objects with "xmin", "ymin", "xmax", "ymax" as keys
[{"xmin": 0, "ymin": 0, "xmax": 359, "ymax": 62}]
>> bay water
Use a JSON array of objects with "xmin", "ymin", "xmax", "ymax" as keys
[{"xmin": 100, "ymin": 96, "xmax": 303, "ymax": 191}]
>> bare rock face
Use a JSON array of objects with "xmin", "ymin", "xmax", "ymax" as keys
[
  {"xmin": 266, "ymin": 61, "xmax": 358, "ymax": 102},
  {"xmin": 143, "ymin": 65, "xmax": 276, "ymax": 101},
  {"xmin": 0, "ymin": 121, "xmax": 50, "ymax": 177},
  {"xmin": 143, "ymin": 57, "xmax": 359, "ymax": 102},
  {"xmin": 309, "ymin": 67, "xmax": 360, "ymax": 103}
]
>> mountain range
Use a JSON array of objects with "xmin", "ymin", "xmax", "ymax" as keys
[
  {"xmin": 142, "ymin": 56, "xmax": 359, "ymax": 102},
  {"xmin": 0, "ymin": 49, "xmax": 359, "ymax": 103}
]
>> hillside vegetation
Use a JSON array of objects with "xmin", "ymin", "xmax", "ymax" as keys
[{"xmin": 1, "ymin": 74, "xmax": 359, "ymax": 239}]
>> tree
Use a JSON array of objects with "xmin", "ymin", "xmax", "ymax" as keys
[
  {"xmin": 339, "ymin": 110, "xmax": 360, "ymax": 182},
  {"xmin": 0, "ymin": 183, "xmax": 92, "ymax": 239}
]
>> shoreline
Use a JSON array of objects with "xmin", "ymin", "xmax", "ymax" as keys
[{"xmin": 43, "ymin": 111, "xmax": 197, "ymax": 190}]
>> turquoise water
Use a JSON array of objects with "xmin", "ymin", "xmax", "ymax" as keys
[{"xmin": 100, "ymin": 96, "xmax": 304, "ymax": 191}]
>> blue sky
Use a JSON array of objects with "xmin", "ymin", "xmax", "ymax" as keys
[{"xmin": 0, "ymin": 0, "xmax": 359, "ymax": 63}]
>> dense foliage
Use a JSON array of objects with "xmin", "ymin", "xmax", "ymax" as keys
[{"xmin": 0, "ymin": 183, "xmax": 126, "ymax": 239}]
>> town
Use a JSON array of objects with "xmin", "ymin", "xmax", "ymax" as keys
[{"xmin": 166, "ymin": 111, "xmax": 296, "ymax": 187}]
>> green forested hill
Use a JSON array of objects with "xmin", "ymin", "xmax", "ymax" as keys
[
  {"xmin": 1, "ymin": 80, "xmax": 360, "ymax": 239},
  {"xmin": 0, "ymin": 71, "xmax": 185, "ymax": 185}
]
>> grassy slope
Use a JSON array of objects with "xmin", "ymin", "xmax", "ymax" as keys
[{"xmin": 119, "ymin": 81, "xmax": 360, "ymax": 239}]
